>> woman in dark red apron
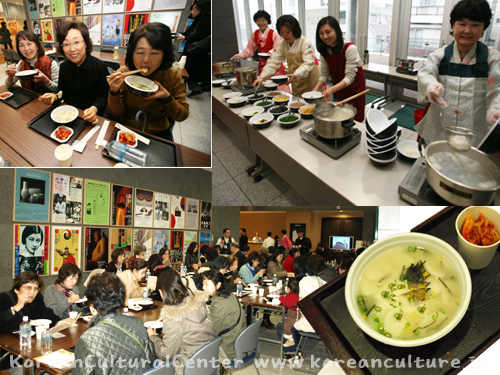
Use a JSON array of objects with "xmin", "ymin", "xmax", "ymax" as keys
[{"xmin": 313, "ymin": 16, "xmax": 366, "ymax": 122}]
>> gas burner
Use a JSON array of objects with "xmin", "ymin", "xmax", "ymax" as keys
[
  {"xmin": 300, "ymin": 125, "xmax": 361, "ymax": 159},
  {"xmin": 213, "ymin": 73, "xmax": 235, "ymax": 79},
  {"xmin": 231, "ymin": 85, "xmax": 265, "ymax": 96},
  {"xmin": 396, "ymin": 67, "xmax": 418, "ymax": 76}
]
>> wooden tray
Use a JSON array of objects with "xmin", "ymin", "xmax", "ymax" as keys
[
  {"xmin": 299, "ymin": 206, "xmax": 500, "ymax": 375},
  {"xmin": 1, "ymin": 86, "xmax": 38, "ymax": 109},
  {"xmin": 28, "ymin": 106, "xmax": 87, "ymax": 145}
]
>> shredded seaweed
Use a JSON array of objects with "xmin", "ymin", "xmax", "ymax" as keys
[
  {"xmin": 401, "ymin": 260, "xmax": 427, "ymax": 284},
  {"xmin": 438, "ymin": 277, "xmax": 453, "ymax": 296},
  {"xmin": 365, "ymin": 305, "xmax": 375, "ymax": 319},
  {"xmin": 413, "ymin": 319, "xmax": 437, "ymax": 333}
]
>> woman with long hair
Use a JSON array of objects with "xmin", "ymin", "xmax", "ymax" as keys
[
  {"xmin": 266, "ymin": 248, "xmax": 288, "ymax": 279},
  {"xmin": 184, "ymin": 241, "xmax": 200, "ymax": 271},
  {"xmin": 105, "ymin": 248, "xmax": 127, "ymax": 274}
]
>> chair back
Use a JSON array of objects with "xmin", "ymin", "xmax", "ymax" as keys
[
  {"xmin": 233, "ymin": 319, "xmax": 263, "ymax": 369},
  {"xmin": 101, "ymin": 47, "xmax": 114, "ymax": 53},
  {"xmin": 183, "ymin": 336, "xmax": 222, "ymax": 375},
  {"xmin": 11, "ymin": 50, "xmax": 21, "ymax": 62},
  {"xmin": 141, "ymin": 361, "xmax": 175, "ymax": 375},
  {"xmin": 2, "ymin": 48, "xmax": 13, "ymax": 64},
  {"xmin": 101, "ymin": 59, "xmax": 121, "ymax": 72}
]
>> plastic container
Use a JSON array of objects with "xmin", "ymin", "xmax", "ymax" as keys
[
  {"xmin": 142, "ymin": 287, "xmax": 148, "ymax": 300},
  {"xmin": 414, "ymin": 108, "xmax": 425, "ymax": 124},
  {"xmin": 20, "ymin": 316, "xmax": 31, "ymax": 350},
  {"xmin": 104, "ymin": 140, "xmax": 147, "ymax": 167},
  {"xmin": 113, "ymin": 46, "xmax": 119, "ymax": 61},
  {"xmin": 236, "ymin": 281, "xmax": 243, "ymax": 297},
  {"xmin": 146, "ymin": 269, "xmax": 151, "ymax": 281},
  {"xmin": 273, "ymin": 274, "xmax": 277, "ymax": 286},
  {"xmin": 41, "ymin": 329, "xmax": 52, "ymax": 354}
]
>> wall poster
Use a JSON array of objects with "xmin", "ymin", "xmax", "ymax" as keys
[
  {"xmin": 102, "ymin": 14, "xmax": 124, "ymax": 46},
  {"xmin": 109, "ymin": 227, "xmax": 132, "ymax": 262},
  {"xmin": 39, "ymin": 0, "xmax": 52, "ymax": 18},
  {"xmin": 154, "ymin": 192, "xmax": 170, "ymax": 228},
  {"xmin": 54, "ymin": 18, "xmax": 66, "ymax": 36},
  {"xmin": 185, "ymin": 198, "xmax": 199, "ymax": 230},
  {"xmin": 84, "ymin": 179, "xmax": 110, "ymax": 225},
  {"xmin": 41, "ymin": 19, "xmax": 54, "ymax": 43},
  {"xmin": 111, "ymin": 184, "xmax": 133, "ymax": 226},
  {"xmin": 153, "ymin": 0, "xmax": 187, "ymax": 11},
  {"xmin": 123, "ymin": 13, "xmax": 149, "ymax": 46},
  {"xmin": 153, "ymin": 230, "xmax": 170, "ymax": 253},
  {"xmin": 52, "ymin": 174, "xmax": 83, "ymax": 224},
  {"xmin": 200, "ymin": 232, "xmax": 210, "ymax": 245},
  {"xmin": 84, "ymin": 227, "xmax": 109, "ymax": 271},
  {"xmin": 170, "ymin": 230, "xmax": 184, "ymax": 262},
  {"xmin": 14, "ymin": 168, "xmax": 51, "ymax": 223},
  {"xmin": 32, "ymin": 20, "xmax": 42, "ymax": 41},
  {"xmin": 150, "ymin": 11, "xmax": 181, "ymax": 32},
  {"xmin": 67, "ymin": 0, "xmax": 83, "ymax": 16},
  {"xmin": 170, "ymin": 196, "xmax": 185, "ymax": 229},
  {"xmin": 103, "ymin": 0, "xmax": 125, "ymax": 14},
  {"xmin": 13, "ymin": 224, "xmax": 50, "ymax": 277},
  {"xmin": 133, "ymin": 228, "xmax": 153, "ymax": 259},
  {"xmin": 134, "ymin": 188, "xmax": 153, "ymax": 227},
  {"xmin": 28, "ymin": 0, "xmax": 39, "ymax": 19},
  {"xmin": 84, "ymin": 15, "xmax": 102, "ymax": 45},
  {"xmin": 51, "ymin": 0, "xmax": 66, "ymax": 17},
  {"xmin": 183, "ymin": 231, "xmax": 197, "ymax": 259},
  {"xmin": 125, "ymin": 0, "xmax": 152, "ymax": 12},
  {"xmin": 200, "ymin": 201, "xmax": 211, "ymax": 230},
  {"xmin": 83, "ymin": 0, "xmax": 102, "ymax": 15},
  {"xmin": 51, "ymin": 226, "xmax": 81, "ymax": 275}
]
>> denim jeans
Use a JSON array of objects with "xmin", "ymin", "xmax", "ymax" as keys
[{"xmin": 276, "ymin": 321, "xmax": 300, "ymax": 353}]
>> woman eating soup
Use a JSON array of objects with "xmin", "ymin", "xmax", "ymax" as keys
[
  {"xmin": 107, "ymin": 22, "xmax": 189, "ymax": 141},
  {"xmin": 5, "ymin": 31, "xmax": 59, "ymax": 94},
  {"xmin": 312, "ymin": 16, "xmax": 366, "ymax": 122},
  {"xmin": 44, "ymin": 263, "xmax": 83, "ymax": 319},
  {"xmin": 39, "ymin": 22, "xmax": 108, "ymax": 125}
]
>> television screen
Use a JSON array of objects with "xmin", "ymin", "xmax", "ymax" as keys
[{"xmin": 329, "ymin": 236, "xmax": 353, "ymax": 250}]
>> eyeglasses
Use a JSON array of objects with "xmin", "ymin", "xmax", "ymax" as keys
[{"xmin": 62, "ymin": 40, "xmax": 84, "ymax": 49}]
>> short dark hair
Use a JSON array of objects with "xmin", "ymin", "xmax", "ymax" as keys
[
  {"xmin": 267, "ymin": 232, "xmax": 272, "ymax": 237},
  {"xmin": 339, "ymin": 253, "xmax": 354, "ymax": 271},
  {"xmin": 253, "ymin": 10, "xmax": 271, "ymax": 24},
  {"xmin": 297, "ymin": 229, "xmax": 304, "ymax": 234},
  {"xmin": 1, "ymin": 22, "xmax": 6, "ymax": 27},
  {"xmin": 148, "ymin": 254, "xmax": 163, "ymax": 272},
  {"xmin": 16, "ymin": 31, "xmax": 45, "ymax": 61},
  {"xmin": 223, "ymin": 228, "xmax": 230, "ymax": 234},
  {"xmin": 133, "ymin": 244, "xmax": 146, "ymax": 256},
  {"xmin": 267, "ymin": 245, "xmax": 276, "ymax": 255},
  {"xmin": 12, "ymin": 271, "xmax": 43, "ymax": 291},
  {"xmin": 269, "ymin": 248, "xmax": 285, "ymax": 264},
  {"xmin": 130, "ymin": 258, "xmax": 148, "ymax": 272},
  {"xmin": 293, "ymin": 256, "xmax": 317, "ymax": 281},
  {"xmin": 317, "ymin": 243, "xmax": 324, "ymax": 248},
  {"xmin": 22, "ymin": 226, "xmax": 44, "ymax": 246},
  {"xmin": 213, "ymin": 245, "xmax": 221, "ymax": 251},
  {"xmin": 230, "ymin": 243, "xmax": 239, "ymax": 249},
  {"xmin": 290, "ymin": 247, "xmax": 300, "ymax": 257},
  {"xmin": 125, "ymin": 22, "xmax": 175, "ymax": 72},
  {"xmin": 56, "ymin": 263, "xmax": 82, "ymax": 284},
  {"xmin": 241, "ymin": 228, "xmax": 246, "ymax": 233},
  {"xmin": 205, "ymin": 247, "xmax": 218, "ymax": 262},
  {"xmin": 111, "ymin": 248, "xmax": 125, "ymax": 264},
  {"xmin": 276, "ymin": 15, "xmax": 302, "ymax": 39},
  {"xmin": 158, "ymin": 247, "xmax": 169, "ymax": 257},
  {"xmin": 247, "ymin": 251, "xmax": 262, "ymax": 265},
  {"xmin": 86, "ymin": 272, "xmax": 125, "ymax": 318},
  {"xmin": 203, "ymin": 270, "xmax": 231, "ymax": 298},
  {"xmin": 157, "ymin": 269, "xmax": 192, "ymax": 305},
  {"xmin": 309, "ymin": 255, "xmax": 327, "ymax": 272},
  {"xmin": 57, "ymin": 21, "xmax": 93, "ymax": 57},
  {"xmin": 186, "ymin": 242, "xmax": 199, "ymax": 256},
  {"xmin": 316, "ymin": 16, "xmax": 344, "ymax": 56},
  {"xmin": 287, "ymin": 277, "xmax": 300, "ymax": 295},
  {"xmin": 210, "ymin": 256, "xmax": 230, "ymax": 271},
  {"xmin": 450, "ymin": 0, "xmax": 492, "ymax": 31},
  {"xmin": 242, "ymin": 245, "xmax": 250, "ymax": 253},
  {"xmin": 281, "ymin": 230, "xmax": 287, "ymax": 235}
]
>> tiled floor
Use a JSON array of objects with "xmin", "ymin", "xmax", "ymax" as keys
[
  {"xmin": 213, "ymin": 99, "xmax": 419, "ymax": 206},
  {"xmin": 0, "ymin": 62, "xmax": 211, "ymax": 155}
]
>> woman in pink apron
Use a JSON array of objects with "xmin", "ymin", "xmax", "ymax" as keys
[{"xmin": 313, "ymin": 16, "xmax": 366, "ymax": 123}]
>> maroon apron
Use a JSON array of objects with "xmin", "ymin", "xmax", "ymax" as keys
[
  {"xmin": 255, "ymin": 29, "xmax": 286, "ymax": 77},
  {"xmin": 324, "ymin": 42, "xmax": 366, "ymax": 122}
]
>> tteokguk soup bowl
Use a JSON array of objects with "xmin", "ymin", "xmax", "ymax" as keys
[
  {"xmin": 345, "ymin": 232, "xmax": 471, "ymax": 347},
  {"xmin": 125, "ymin": 75, "xmax": 158, "ymax": 97}
]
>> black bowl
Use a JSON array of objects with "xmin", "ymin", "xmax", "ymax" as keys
[
  {"xmin": 76, "ymin": 301, "xmax": 87, "ymax": 308},
  {"xmin": 366, "ymin": 118, "xmax": 398, "ymax": 139},
  {"xmin": 366, "ymin": 129, "xmax": 402, "ymax": 146},
  {"xmin": 366, "ymin": 137, "xmax": 397, "ymax": 152},
  {"xmin": 15, "ymin": 70, "xmax": 37, "ymax": 82},
  {"xmin": 368, "ymin": 153, "xmax": 397, "ymax": 167},
  {"xmin": 268, "ymin": 105, "xmax": 289, "ymax": 118},
  {"xmin": 247, "ymin": 93, "xmax": 265, "ymax": 104},
  {"xmin": 271, "ymin": 75, "xmax": 288, "ymax": 84},
  {"xmin": 367, "ymin": 147, "xmax": 397, "ymax": 160},
  {"xmin": 221, "ymin": 82, "xmax": 233, "ymax": 89},
  {"xmin": 289, "ymin": 101, "xmax": 306, "ymax": 113},
  {"xmin": 263, "ymin": 83, "xmax": 278, "ymax": 91}
]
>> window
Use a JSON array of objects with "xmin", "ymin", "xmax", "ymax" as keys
[
  {"xmin": 282, "ymin": 0, "xmax": 298, "ymax": 20},
  {"xmin": 304, "ymin": 0, "xmax": 329, "ymax": 43},
  {"xmin": 234, "ymin": 0, "xmax": 249, "ymax": 51},
  {"xmin": 340, "ymin": 0, "xmax": 358, "ymax": 47},
  {"xmin": 368, "ymin": 0, "xmax": 393, "ymax": 65},
  {"xmin": 263, "ymin": 0, "xmax": 278, "ymax": 30},
  {"xmin": 480, "ymin": 0, "xmax": 500, "ymax": 48},
  {"xmin": 407, "ymin": 0, "xmax": 444, "ymax": 60}
]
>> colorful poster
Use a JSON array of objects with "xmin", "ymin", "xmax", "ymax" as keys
[
  {"xmin": 170, "ymin": 196, "xmax": 185, "ymax": 229},
  {"xmin": 153, "ymin": 0, "xmax": 187, "ymax": 11},
  {"xmin": 153, "ymin": 230, "xmax": 170, "ymax": 253},
  {"xmin": 200, "ymin": 201, "xmax": 211, "ymax": 230},
  {"xmin": 111, "ymin": 184, "xmax": 133, "ymax": 226},
  {"xmin": 39, "ymin": 0, "xmax": 52, "ymax": 18},
  {"xmin": 13, "ymin": 224, "xmax": 50, "ymax": 277},
  {"xmin": 154, "ymin": 192, "xmax": 170, "ymax": 228},
  {"xmin": 200, "ymin": 232, "xmax": 210, "ymax": 245},
  {"xmin": 150, "ymin": 11, "xmax": 181, "ymax": 32},
  {"xmin": 134, "ymin": 228, "xmax": 153, "ymax": 259},
  {"xmin": 170, "ymin": 230, "xmax": 184, "ymax": 262},
  {"xmin": 84, "ymin": 179, "xmax": 110, "ymax": 225},
  {"xmin": 14, "ymin": 169, "xmax": 50, "ymax": 222},
  {"xmin": 52, "ymin": 174, "xmax": 83, "ymax": 224},
  {"xmin": 103, "ymin": 0, "xmax": 125, "ymax": 13},
  {"xmin": 67, "ymin": 0, "xmax": 82, "ymax": 16},
  {"xmin": 84, "ymin": 227, "xmax": 109, "ymax": 271},
  {"xmin": 28, "ymin": 0, "xmax": 39, "ymax": 19},
  {"xmin": 183, "ymin": 231, "xmax": 197, "ymax": 259},
  {"xmin": 123, "ymin": 13, "xmax": 149, "ymax": 46},
  {"xmin": 54, "ymin": 18, "xmax": 66, "ymax": 36},
  {"xmin": 66, "ymin": 16, "xmax": 83, "ymax": 23},
  {"xmin": 178, "ymin": 18, "xmax": 193, "ymax": 53},
  {"xmin": 134, "ymin": 188, "xmax": 153, "ymax": 227},
  {"xmin": 102, "ymin": 14, "xmax": 124, "ymax": 46},
  {"xmin": 42, "ymin": 20, "xmax": 55, "ymax": 43},
  {"xmin": 84, "ymin": 15, "xmax": 101, "ymax": 45},
  {"xmin": 51, "ymin": 226, "xmax": 81, "ymax": 275},
  {"xmin": 109, "ymin": 227, "xmax": 132, "ymax": 262},
  {"xmin": 185, "ymin": 198, "xmax": 199, "ymax": 230},
  {"xmin": 32, "ymin": 21, "xmax": 42, "ymax": 41},
  {"xmin": 83, "ymin": 0, "xmax": 102, "ymax": 15},
  {"xmin": 51, "ymin": 0, "xmax": 66, "ymax": 17},
  {"xmin": 126, "ymin": 0, "xmax": 152, "ymax": 12}
]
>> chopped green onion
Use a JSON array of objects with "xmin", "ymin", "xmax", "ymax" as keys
[
  {"xmin": 394, "ymin": 313, "xmax": 403, "ymax": 321},
  {"xmin": 381, "ymin": 291, "xmax": 389, "ymax": 298},
  {"xmin": 408, "ymin": 246, "xmax": 417, "ymax": 252},
  {"xmin": 357, "ymin": 295, "xmax": 367, "ymax": 312},
  {"xmin": 414, "ymin": 330, "xmax": 420, "ymax": 336},
  {"xmin": 451, "ymin": 276, "xmax": 455, "ymax": 279},
  {"xmin": 417, "ymin": 306, "xmax": 426, "ymax": 314},
  {"xmin": 383, "ymin": 332, "xmax": 392, "ymax": 338},
  {"xmin": 371, "ymin": 314, "xmax": 376, "ymax": 319},
  {"xmin": 388, "ymin": 283, "xmax": 396, "ymax": 289},
  {"xmin": 402, "ymin": 337, "xmax": 407, "ymax": 341},
  {"xmin": 405, "ymin": 322, "xmax": 411, "ymax": 328},
  {"xmin": 432, "ymin": 312, "xmax": 438, "ymax": 320},
  {"xmin": 439, "ymin": 308, "xmax": 446, "ymax": 314},
  {"xmin": 374, "ymin": 318, "xmax": 380, "ymax": 323},
  {"xmin": 397, "ymin": 284, "xmax": 405, "ymax": 289},
  {"xmin": 374, "ymin": 306, "xmax": 381, "ymax": 312}
]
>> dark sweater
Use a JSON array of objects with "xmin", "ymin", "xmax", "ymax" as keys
[{"xmin": 105, "ymin": 262, "xmax": 127, "ymax": 274}]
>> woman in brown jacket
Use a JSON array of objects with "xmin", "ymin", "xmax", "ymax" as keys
[
  {"xmin": 107, "ymin": 22, "xmax": 189, "ymax": 141},
  {"xmin": 117, "ymin": 258, "xmax": 149, "ymax": 304},
  {"xmin": 266, "ymin": 248, "xmax": 288, "ymax": 280}
]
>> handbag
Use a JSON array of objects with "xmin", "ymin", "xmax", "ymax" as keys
[{"xmin": 187, "ymin": 35, "xmax": 211, "ymax": 54}]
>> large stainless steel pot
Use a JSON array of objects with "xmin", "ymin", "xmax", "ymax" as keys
[
  {"xmin": 213, "ymin": 61, "xmax": 235, "ymax": 75},
  {"xmin": 421, "ymin": 140, "xmax": 500, "ymax": 205},
  {"xmin": 396, "ymin": 58, "xmax": 417, "ymax": 69},
  {"xmin": 312, "ymin": 103, "xmax": 356, "ymax": 139},
  {"xmin": 235, "ymin": 67, "xmax": 257, "ymax": 86}
]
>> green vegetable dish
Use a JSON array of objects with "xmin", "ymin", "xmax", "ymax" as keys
[
  {"xmin": 256, "ymin": 101, "xmax": 272, "ymax": 106},
  {"xmin": 280, "ymin": 115, "xmax": 298, "ymax": 123},
  {"xmin": 356, "ymin": 246, "xmax": 461, "ymax": 341},
  {"xmin": 132, "ymin": 83, "xmax": 152, "ymax": 90}
]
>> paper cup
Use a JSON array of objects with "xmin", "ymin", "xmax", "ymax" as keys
[
  {"xmin": 54, "ymin": 144, "xmax": 73, "ymax": 167},
  {"xmin": 259, "ymin": 288, "xmax": 264, "ymax": 296},
  {"xmin": 250, "ymin": 285, "xmax": 258, "ymax": 295},
  {"xmin": 69, "ymin": 311, "xmax": 78, "ymax": 319},
  {"xmin": 128, "ymin": 299, "xmax": 136, "ymax": 309},
  {"xmin": 455, "ymin": 206, "xmax": 500, "ymax": 269},
  {"xmin": 35, "ymin": 326, "xmax": 45, "ymax": 340}
]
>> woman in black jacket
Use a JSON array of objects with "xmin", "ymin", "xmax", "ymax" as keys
[{"xmin": 177, "ymin": 0, "xmax": 211, "ymax": 97}]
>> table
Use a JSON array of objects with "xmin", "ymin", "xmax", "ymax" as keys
[
  {"xmin": 0, "ymin": 302, "xmax": 162, "ymax": 375},
  {"xmin": 0, "ymin": 85, "xmax": 210, "ymax": 167},
  {"xmin": 212, "ymin": 86, "xmax": 413, "ymax": 205}
]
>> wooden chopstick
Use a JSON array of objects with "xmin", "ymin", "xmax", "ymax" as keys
[
  {"xmin": 335, "ymin": 89, "xmax": 370, "ymax": 106},
  {"xmin": 71, "ymin": 312, "xmax": 83, "ymax": 325},
  {"xmin": 106, "ymin": 68, "xmax": 147, "ymax": 78},
  {"xmin": 31, "ymin": 319, "xmax": 44, "ymax": 326}
]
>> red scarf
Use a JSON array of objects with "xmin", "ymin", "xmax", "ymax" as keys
[
  {"xmin": 19, "ymin": 55, "xmax": 52, "ymax": 94},
  {"xmin": 55, "ymin": 282, "xmax": 74, "ymax": 315}
]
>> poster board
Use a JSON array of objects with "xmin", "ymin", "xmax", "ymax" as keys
[
  {"xmin": 154, "ymin": 0, "xmax": 187, "ymax": 11},
  {"xmin": 133, "ymin": 228, "xmax": 153, "ymax": 259},
  {"xmin": 185, "ymin": 198, "xmax": 199, "ymax": 230},
  {"xmin": 28, "ymin": 0, "xmax": 39, "ymax": 19},
  {"xmin": 51, "ymin": 226, "xmax": 81, "ymax": 275},
  {"xmin": 41, "ymin": 19, "xmax": 55, "ymax": 42},
  {"xmin": 13, "ymin": 224, "xmax": 50, "ymax": 277},
  {"xmin": 200, "ymin": 201, "xmax": 211, "ymax": 230},
  {"xmin": 183, "ymin": 230, "xmax": 197, "ymax": 259},
  {"xmin": 14, "ymin": 168, "xmax": 51, "ymax": 223},
  {"xmin": 39, "ymin": 0, "xmax": 52, "ymax": 18},
  {"xmin": 109, "ymin": 227, "xmax": 132, "ymax": 263},
  {"xmin": 103, "ymin": 0, "xmax": 125, "ymax": 14},
  {"xmin": 83, "ymin": 179, "xmax": 110, "ymax": 225},
  {"xmin": 51, "ymin": 174, "xmax": 83, "ymax": 224},
  {"xmin": 102, "ymin": 14, "xmax": 124, "ymax": 46},
  {"xmin": 84, "ymin": 15, "xmax": 102, "ymax": 45},
  {"xmin": 170, "ymin": 230, "xmax": 184, "ymax": 262},
  {"xmin": 51, "ymin": 0, "xmax": 66, "ymax": 18},
  {"xmin": 150, "ymin": 11, "xmax": 181, "ymax": 32},
  {"xmin": 170, "ymin": 196, "xmax": 185, "ymax": 229},
  {"xmin": 110, "ymin": 184, "xmax": 133, "ymax": 226},
  {"xmin": 200, "ymin": 232, "xmax": 210, "ymax": 245},
  {"xmin": 83, "ymin": 0, "xmax": 102, "ymax": 15},
  {"xmin": 32, "ymin": 20, "xmax": 42, "ymax": 41},
  {"xmin": 153, "ymin": 192, "xmax": 170, "ymax": 228},
  {"xmin": 84, "ymin": 227, "xmax": 109, "ymax": 271},
  {"xmin": 134, "ymin": 188, "xmax": 154, "ymax": 227},
  {"xmin": 123, "ymin": 13, "xmax": 149, "ymax": 46},
  {"xmin": 67, "ymin": 0, "xmax": 83, "ymax": 16},
  {"xmin": 153, "ymin": 230, "xmax": 170, "ymax": 253},
  {"xmin": 125, "ymin": 0, "xmax": 152, "ymax": 12}
]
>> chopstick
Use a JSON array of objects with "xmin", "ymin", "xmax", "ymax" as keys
[
  {"xmin": 106, "ymin": 68, "xmax": 147, "ymax": 78},
  {"xmin": 335, "ymin": 89, "xmax": 370, "ymax": 106},
  {"xmin": 31, "ymin": 319, "xmax": 44, "ymax": 326},
  {"xmin": 71, "ymin": 312, "xmax": 83, "ymax": 325},
  {"xmin": 68, "ymin": 290, "xmax": 75, "ymax": 296},
  {"xmin": 241, "ymin": 281, "xmax": 249, "ymax": 288},
  {"xmin": 95, "ymin": 120, "xmax": 110, "ymax": 150}
]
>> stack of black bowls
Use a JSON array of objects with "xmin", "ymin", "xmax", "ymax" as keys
[{"xmin": 365, "ymin": 109, "xmax": 400, "ymax": 167}]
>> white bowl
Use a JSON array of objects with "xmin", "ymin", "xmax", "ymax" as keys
[
  {"xmin": 277, "ymin": 113, "xmax": 300, "ymax": 127},
  {"xmin": 241, "ymin": 106, "xmax": 264, "ymax": 120},
  {"xmin": 223, "ymin": 91, "xmax": 242, "ymax": 101},
  {"xmin": 144, "ymin": 321, "xmax": 163, "ymax": 329},
  {"xmin": 271, "ymin": 75, "xmax": 288, "ymax": 84},
  {"xmin": 30, "ymin": 319, "xmax": 52, "ymax": 327},
  {"xmin": 125, "ymin": 75, "xmax": 158, "ymax": 97},
  {"xmin": 227, "ymin": 96, "xmax": 247, "ymax": 107},
  {"xmin": 253, "ymin": 99, "xmax": 274, "ymax": 109},
  {"xmin": 82, "ymin": 316, "xmax": 92, "ymax": 322},
  {"xmin": 50, "ymin": 125, "xmax": 74, "ymax": 143},
  {"xmin": 249, "ymin": 113, "xmax": 273, "ymax": 127},
  {"xmin": 116, "ymin": 129, "xmax": 138, "ymax": 148},
  {"xmin": 302, "ymin": 91, "xmax": 323, "ymax": 103},
  {"xmin": 137, "ymin": 300, "xmax": 153, "ymax": 305},
  {"xmin": 366, "ymin": 109, "xmax": 391, "ymax": 135},
  {"xmin": 397, "ymin": 140, "xmax": 420, "ymax": 160},
  {"xmin": 345, "ymin": 232, "xmax": 472, "ymax": 347},
  {"xmin": 51, "ymin": 106, "xmax": 78, "ymax": 124}
]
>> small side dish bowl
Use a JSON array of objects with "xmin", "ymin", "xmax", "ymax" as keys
[
  {"xmin": 272, "ymin": 93, "xmax": 290, "ymax": 106},
  {"xmin": 50, "ymin": 126, "xmax": 74, "ymax": 143},
  {"xmin": 227, "ymin": 96, "xmax": 247, "ymax": 108},
  {"xmin": 51, "ymin": 106, "xmax": 78, "ymax": 124},
  {"xmin": 249, "ymin": 113, "xmax": 273, "ymax": 128},
  {"xmin": 277, "ymin": 113, "xmax": 300, "ymax": 128},
  {"xmin": 289, "ymin": 100, "xmax": 307, "ymax": 113},
  {"xmin": 223, "ymin": 91, "xmax": 242, "ymax": 101},
  {"xmin": 271, "ymin": 75, "xmax": 288, "ymax": 84},
  {"xmin": 15, "ymin": 70, "xmax": 37, "ymax": 81},
  {"xmin": 254, "ymin": 99, "xmax": 274, "ymax": 110},
  {"xmin": 302, "ymin": 91, "xmax": 323, "ymax": 104},
  {"xmin": 241, "ymin": 106, "xmax": 265, "ymax": 120},
  {"xmin": 299, "ymin": 105, "xmax": 315, "ymax": 120},
  {"xmin": 268, "ymin": 104, "xmax": 289, "ymax": 118},
  {"xmin": 125, "ymin": 76, "xmax": 158, "ymax": 97},
  {"xmin": 0, "ymin": 91, "xmax": 13, "ymax": 100},
  {"xmin": 117, "ymin": 130, "xmax": 138, "ymax": 148}
]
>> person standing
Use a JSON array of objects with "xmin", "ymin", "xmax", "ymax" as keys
[
  {"xmin": 294, "ymin": 229, "xmax": 312, "ymax": 256},
  {"xmin": 215, "ymin": 228, "xmax": 235, "ymax": 254},
  {"xmin": 0, "ymin": 22, "xmax": 13, "ymax": 49},
  {"xmin": 239, "ymin": 228, "xmax": 248, "ymax": 249},
  {"xmin": 281, "ymin": 229, "xmax": 293, "ymax": 253},
  {"xmin": 263, "ymin": 232, "xmax": 274, "ymax": 249}
]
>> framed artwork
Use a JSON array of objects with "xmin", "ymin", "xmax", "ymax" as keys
[
  {"xmin": 32, "ymin": 20, "xmax": 42, "ymax": 41},
  {"xmin": 154, "ymin": 192, "xmax": 170, "ymax": 228},
  {"xmin": 170, "ymin": 196, "xmax": 185, "ymax": 229},
  {"xmin": 54, "ymin": 18, "xmax": 67, "ymax": 37},
  {"xmin": 123, "ymin": 13, "xmax": 149, "ymax": 46},
  {"xmin": 84, "ymin": 179, "xmax": 110, "ymax": 225},
  {"xmin": 125, "ymin": 0, "xmax": 152, "ymax": 12},
  {"xmin": 28, "ymin": 0, "xmax": 39, "ymax": 19},
  {"xmin": 83, "ymin": 0, "xmax": 102, "ymax": 15},
  {"xmin": 52, "ymin": 174, "xmax": 83, "ymax": 224},
  {"xmin": 103, "ymin": 0, "xmax": 125, "ymax": 13},
  {"xmin": 183, "ymin": 231, "xmax": 197, "ymax": 259},
  {"xmin": 153, "ymin": 0, "xmax": 187, "ymax": 10},
  {"xmin": 109, "ymin": 227, "xmax": 133, "ymax": 263},
  {"xmin": 153, "ymin": 230, "xmax": 170, "ymax": 253},
  {"xmin": 185, "ymin": 198, "xmax": 199, "ymax": 230},
  {"xmin": 41, "ymin": 19, "xmax": 54, "ymax": 43},
  {"xmin": 102, "ymin": 14, "xmax": 124, "ymax": 46},
  {"xmin": 13, "ymin": 224, "xmax": 50, "ymax": 277},
  {"xmin": 133, "ymin": 228, "xmax": 153, "ymax": 259},
  {"xmin": 150, "ymin": 11, "xmax": 181, "ymax": 32},
  {"xmin": 51, "ymin": 226, "xmax": 81, "ymax": 275},
  {"xmin": 110, "ymin": 184, "xmax": 133, "ymax": 226},
  {"xmin": 134, "ymin": 188, "xmax": 154, "ymax": 227},
  {"xmin": 39, "ymin": 0, "xmax": 52, "ymax": 18},
  {"xmin": 84, "ymin": 15, "xmax": 102, "ymax": 45},
  {"xmin": 14, "ymin": 168, "xmax": 51, "ymax": 223},
  {"xmin": 67, "ymin": 0, "xmax": 83, "ymax": 16},
  {"xmin": 200, "ymin": 201, "xmax": 211, "ymax": 230},
  {"xmin": 200, "ymin": 232, "xmax": 211, "ymax": 245},
  {"xmin": 170, "ymin": 230, "xmax": 184, "ymax": 262},
  {"xmin": 51, "ymin": 0, "xmax": 66, "ymax": 17},
  {"xmin": 84, "ymin": 227, "xmax": 109, "ymax": 271}
]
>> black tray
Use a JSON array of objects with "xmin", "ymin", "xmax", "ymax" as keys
[
  {"xmin": 138, "ymin": 304, "xmax": 158, "ymax": 311},
  {"xmin": 27, "ymin": 106, "xmax": 87, "ymax": 145},
  {"xmin": 299, "ymin": 206, "xmax": 500, "ymax": 375},
  {"xmin": 103, "ymin": 128, "xmax": 177, "ymax": 167},
  {"xmin": 1, "ymin": 86, "xmax": 38, "ymax": 109}
]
